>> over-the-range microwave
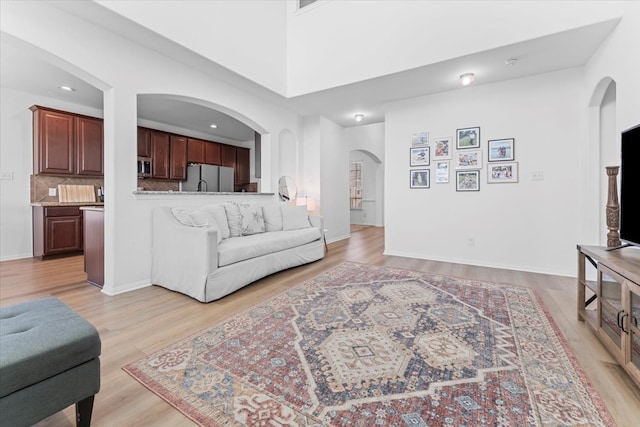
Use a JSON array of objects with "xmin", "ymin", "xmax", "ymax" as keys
[{"xmin": 137, "ymin": 157, "xmax": 152, "ymax": 178}]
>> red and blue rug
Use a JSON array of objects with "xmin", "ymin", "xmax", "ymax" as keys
[{"xmin": 124, "ymin": 262, "xmax": 613, "ymax": 426}]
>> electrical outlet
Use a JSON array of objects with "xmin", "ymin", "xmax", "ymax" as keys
[
  {"xmin": 467, "ymin": 237, "xmax": 475, "ymax": 247},
  {"xmin": 531, "ymin": 171, "xmax": 544, "ymax": 181},
  {"xmin": 0, "ymin": 171, "xmax": 14, "ymax": 180},
  {"xmin": 49, "ymin": 188, "xmax": 57, "ymax": 196}
]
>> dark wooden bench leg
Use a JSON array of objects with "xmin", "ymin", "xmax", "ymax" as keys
[{"xmin": 76, "ymin": 395, "xmax": 95, "ymax": 427}]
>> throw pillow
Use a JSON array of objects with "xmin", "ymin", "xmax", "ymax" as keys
[
  {"xmin": 223, "ymin": 202, "xmax": 242, "ymax": 237},
  {"xmin": 281, "ymin": 205, "xmax": 311, "ymax": 231},
  {"xmin": 262, "ymin": 203, "xmax": 283, "ymax": 232},
  {"xmin": 201, "ymin": 204, "xmax": 230, "ymax": 239},
  {"xmin": 171, "ymin": 207, "xmax": 222, "ymax": 244},
  {"xmin": 236, "ymin": 202, "xmax": 265, "ymax": 235}
]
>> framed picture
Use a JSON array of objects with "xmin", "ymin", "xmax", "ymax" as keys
[
  {"xmin": 456, "ymin": 170, "xmax": 480, "ymax": 191},
  {"xmin": 488, "ymin": 138, "xmax": 515, "ymax": 162},
  {"xmin": 411, "ymin": 131, "xmax": 429, "ymax": 146},
  {"xmin": 456, "ymin": 127, "xmax": 480, "ymax": 149},
  {"xmin": 410, "ymin": 146, "xmax": 430, "ymax": 166},
  {"xmin": 432, "ymin": 137, "xmax": 452, "ymax": 160},
  {"xmin": 455, "ymin": 149, "xmax": 482, "ymax": 169},
  {"xmin": 488, "ymin": 162, "xmax": 519, "ymax": 183},
  {"xmin": 435, "ymin": 161, "xmax": 449, "ymax": 183},
  {"xmin": 410, "ymin": 169, "xmax": 430, "ymax": 188}
]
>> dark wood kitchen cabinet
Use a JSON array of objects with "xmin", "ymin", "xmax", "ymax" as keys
[
  {"xmin": 137, "ymin": 127, "xmax": 152, "ymax": 157},
  {"xmin": 76, "ymin": 116, "xmax": 104, "ymax": 176},
  {"xmin": 187, "ymin": 138, "xmax": 205, "ymax": 164},
  {"xmin": 151, "ymin": 131, "xmax": 170, "ymax": 179},
  {"xmin": 170, "ymin": 135, "xmax": 187, "ymax": 180},
  {"xmin": 220, "ymin": 144, "xmax": 236, "ymax": 169},
  {"xmin": 32, "ymin": 206, "xmax": 83, "ymax": 260},
  {"xmin": 235, "ymin": 147, "xmax": 250, "ymax": 185},
  {"xmin": 31, "ymin": 106, "xmax": 103, "ymax": 177},
  {"xmin": 205, "ymin": 142, "xmax": 221, "ymax": 165}
]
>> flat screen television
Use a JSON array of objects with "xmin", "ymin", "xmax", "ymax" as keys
[{"xmin": 620, "ymin": 124, "xmax": 640, "ymax": 247}]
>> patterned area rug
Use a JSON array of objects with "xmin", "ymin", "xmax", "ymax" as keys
[{"xmin": 124, "ymin": 262, "xmax": 613, "ymax": 426}]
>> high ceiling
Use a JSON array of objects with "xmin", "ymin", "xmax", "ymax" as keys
[{"xmin": 0, "ymin": 2, "xmax": 620, "ymax": 138}]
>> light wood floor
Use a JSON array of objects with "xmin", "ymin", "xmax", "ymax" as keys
[{"xmin": 1, "ymin": 227, "xmax": 638, "ymax": 426}]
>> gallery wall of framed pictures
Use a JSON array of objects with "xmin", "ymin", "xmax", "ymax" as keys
[{"xmin": 409, "ymin": 127, "xmax": 519, "ymax": 191}]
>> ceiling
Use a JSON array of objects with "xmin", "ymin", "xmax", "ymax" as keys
[{"xmin": 0, "ymin": 3, "xmax": 620, "ymax": 136}]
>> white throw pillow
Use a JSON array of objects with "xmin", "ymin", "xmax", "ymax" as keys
[
  {"xmin": 171, "ymin": 207, "xmax": 222, "ymax": 243},
  {"xmin": 201, "ymin": 204, "xmax": 230, "ymax": 239},
  {"xmin": 236, "ymin": 202, "xmax": 265, "ymax": 235},
  {"xmin": 262, "ymin": 204, "xmax": 283, "ymax": 232},
  {"xmin": 281, "ymin": 205, "xmax": 311, "ymax": 231},
  {"xmin": 223, "ymin": 202, "xmax": 242, "ymax": 237}
]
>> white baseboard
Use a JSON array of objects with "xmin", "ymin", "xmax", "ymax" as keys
[
  {"xmin": 101, "ymin": 280, "xmax": 151, "ymax": 296},
  {"xmin": 0, "ymin": 253, "xmax": 33, "ymax": 262}
]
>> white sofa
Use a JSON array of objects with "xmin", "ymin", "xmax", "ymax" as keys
[{"xmin": 151, "ymin": 201, "xmax": 325, "ymax": 302}]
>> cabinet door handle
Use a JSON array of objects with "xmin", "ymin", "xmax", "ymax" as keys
[
  {"xmin": 621, "ymin": 313, "xmax": 630, "ymax": 334},
  {"xmin": 617, "ymin": 310, "xmax": 625, "ymax": 329},
  {"xmin": 633, "ymin": 316, "xmax": 638, "ymax": 328}
]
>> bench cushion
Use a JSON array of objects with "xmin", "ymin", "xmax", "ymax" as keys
[
  {"xmin": 217, "ymin": 228, "xmax": 322, "ymax": 267},
  {"xmin": 0, "ymin": 298, "xmax": 101, "ymax": 398}
]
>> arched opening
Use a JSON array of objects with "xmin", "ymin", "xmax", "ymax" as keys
[
  {"xmin": 587, "ymin": 77, "xmax": 617, "ymax": 245},
  {"xmin": 349, "ymin": 149, "xmax": 383, "ymax": 229}
]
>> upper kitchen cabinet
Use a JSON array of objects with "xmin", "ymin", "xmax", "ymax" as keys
[
  {"xmin": 205, "ymin": 142, "xmax": 221, "ymax": 165},
  {"xmin": 31, "ymin": 106, "xmax": 103, "ymax": 176},
  {"xmin": 170, "ymin": 135, "xmax": 187, "ymax": 180},
  {"xmin": 137, "ymin": 127, "xmax": 152, "ymax": 157},
  {"xmin": 187, "ymin": 138, "xmax": 205, "ymax": 164},
  {"xmin": 76, "ymin": 116, "xmax": 104, "ymax": 176},
  {"xmin": 235, "ymin": 147, "xmax": 250, "ymax": 185},
  {"xmin": 150, "ymin": 130, "xmax": 170, "ymax": 179}
]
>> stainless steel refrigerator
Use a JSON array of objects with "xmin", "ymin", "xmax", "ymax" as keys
[{"xmin": 182, "ymin": 164, "xmax": 234, "ymax": 192}]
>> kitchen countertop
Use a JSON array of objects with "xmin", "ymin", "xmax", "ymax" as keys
[
  {"xmin": 31, "ymin": 202, "xmax": 104, "ymax": 207},
  {"xmin": 132, "ymin": 191, "xmax": 275, "ymax": 196},
  {"xmin": 79, "ymin": 206, "xmax": 104, "ymax": 212}
]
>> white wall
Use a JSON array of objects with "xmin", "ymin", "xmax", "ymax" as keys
[
  {"xmin": 384, "ymin": 68, "xmax": 586, "ymax": 276},
  {"xmin": 319, "ymin": 116, "xmax": 350, "ymax": 242},
  {"xmin": 1, "ymin": 1, "xmax": 300, "ymax": 294},
  {"xmin": 584, "ymin": 1, "xmax": 640, "ymax": 246},
  {"xmin": 96, "ymin": 0, "xmax": 288, "ymax": 95},
  {"xmin": 286, "ymin": 0, "xmax": 624, "ymax": 96}
]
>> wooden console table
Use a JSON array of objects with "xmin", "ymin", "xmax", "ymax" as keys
[{"xmin": 577, "ymin": 244, "xmax": 640, "ymax": 388}]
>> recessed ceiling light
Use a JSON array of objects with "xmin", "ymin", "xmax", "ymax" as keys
[
  {"xmin": 58, "ymin": 85, "xmax": 76, "ymax": 92},
  {"xmin": 354, "ymin": 114, "xmax": 364, "ymax": 122},
  {"xmin": 505, "ymin": 58, "xmax": 518, "ymax": 67},
  {"xmin": 458, "ymin": 73, "xmax": 475, "ymax": 87},
  {"xmin": 210, "ymin": 124, "xmax": 218, "ymax": 129}
]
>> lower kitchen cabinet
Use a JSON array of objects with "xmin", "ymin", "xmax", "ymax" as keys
[
  {"xmin": 82, "ymin": 207, "xmax": 104, "ymax": 288},
  {"xmin": 32, "ymin": 206, "xmax": 83, "ymax": 259}
]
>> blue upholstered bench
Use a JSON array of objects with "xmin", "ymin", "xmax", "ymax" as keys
[{"xmin": 0, "ymin": 298, "xmax": 101, "ymax": 427}]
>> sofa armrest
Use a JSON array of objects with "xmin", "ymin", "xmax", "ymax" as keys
[
  {"xmin": 151, "ymin": 207, "xmax": 219, "ymax": 302},
  {"xmin": 309, "ymin": 216, "xmax": 324, "ymax": 239}
]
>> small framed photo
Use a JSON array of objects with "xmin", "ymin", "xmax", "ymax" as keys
[
  {"xmin": 410, "ymin": 169, "xmax": 430, "ymax": 188},
  {"xmin": 455, "ymin": 149, "xmax": 482, "ymax": 169},
  {"xmin": 456, "ymin": 170, "xmax": 480, "ymax": 192},
  {"xmin": 411, "ymin": 131, "xmax": 429, "ymax": 146},
  {"xmin": 432, "ymin": 137, "xmax": 452, "ymax": 160},
  {"xmin": 456, "ymin": 127, "xmax": 480, "ymax": 149},
  {"xmin": 435, "ymin": 161, "xmax": 449, "ymax": 183},
  {"xmin": 410, "ymin": 146, "xmax": 430, "ymax": 166},
  {"xmin": 488, "ymin": 162, "xmax": 519, "ymax": 183},
  {"xmin": 488, "ymin": 138, "xmax": 515, "ymax": 162}
]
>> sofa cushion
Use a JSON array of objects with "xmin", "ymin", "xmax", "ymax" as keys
[
  {"xmin": 236, "ymin": 202, "xmax": 265, "ymax": 235},
  {"xmin": 262, "ymin": 204, "xmax": 283, "ymax": 232},
  {"xmin": 282, "ymin": 205, "xmax": 311, "ymax": 230},
  {"xmin": 201, "ymin": 204, "xmax": 230, "ymax": 239},
  {"xmin": 218, "ymin": 228, "xmax": 321, "ymax": 267},
  {"xmin": 0, "ymin": 298, "xmax": 101, "ymax": 399}
]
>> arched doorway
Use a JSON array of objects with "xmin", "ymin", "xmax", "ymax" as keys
[{"xmin": 349, "ymin": 149, "xmax": 383, "ymax": 228}]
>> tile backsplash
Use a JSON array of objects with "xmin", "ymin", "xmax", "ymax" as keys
[{"xmin": 30, "ymin": 175, "xmax": 179, "ymax": 202}]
